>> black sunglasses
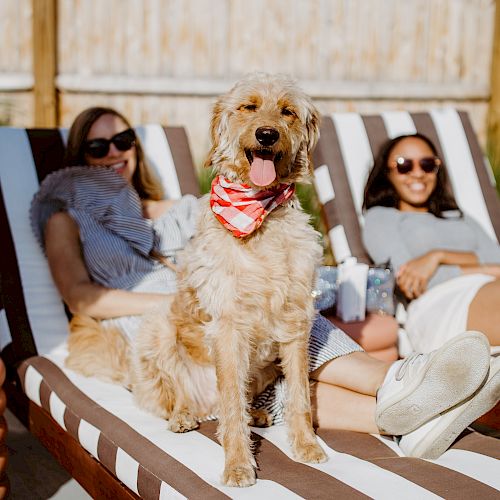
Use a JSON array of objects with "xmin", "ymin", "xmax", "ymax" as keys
[
  {"xmin": 84, "ymin": 128, "xmax": 136, "ymax": 159},
  {"xmin": 389, "ymin": 156, "xmax": 441, "ymax": 175}
]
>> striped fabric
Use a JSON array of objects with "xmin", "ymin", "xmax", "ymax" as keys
[
  {"xmin": 254, "ymin": 315, "xmax": 362, "ymax": 424},
  {"xmin": 1, "ymin": 122, "xmax": 499, "ymax": 499},
  {"xmin": 20, "ymin": 352, "xmax": 500, "ymax": 499},
  {"xmin": 29, "ymin": 166, "xmax": 199, "ymax": 295},
  {"xmin": 312, "ymin": 108, "xmax": 500, "ymax": 264}
]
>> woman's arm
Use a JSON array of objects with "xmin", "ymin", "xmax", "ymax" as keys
[
  {"xmin": 460, "ymin": 263, "xmax": 500, "ymax": 278},
  {"xmin": 447, "ymin": 216, "xmax": 500, "ymax": 278},
  {"xmin": 45, "ymin": 212, "xmax": 169, "ymax": 319},
  {"xmin": 397, "ymin": 250, "xmax": 500, "ymax": 299},
  {"xmin": 465, "ymin": 214, "xmax": 500, "ymax": 264}
]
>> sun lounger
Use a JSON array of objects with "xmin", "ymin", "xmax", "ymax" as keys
[
  {"xmin": 1, "ymin": 122, "xmax": 499, "ymax": 498},
  {"xmin": 313, "ymin": 108, "xmax": 500, "ymax": 355}
]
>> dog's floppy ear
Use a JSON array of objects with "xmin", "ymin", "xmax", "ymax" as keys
[
  {"xmin": 204, "ymin": 99, "xmax": 226, "ymax": 168},
  {"xmin": 305, "ymin": 101, "xmax": 321, "ymax": 154},
  {"xmin": 292, "ymin": 99, "xmax": 321, "ymax": 182}
]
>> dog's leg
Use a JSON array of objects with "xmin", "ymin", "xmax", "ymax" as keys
[
  {"xmin": 132, "ymin": 308, "xmax": 200, "ymax": 432},
  {"xmin": 249, "ymin": 408, "xmax": 273, "ymax": 427},
  {"xmin": 210, "ymin": 319, "xmax": 256, "ymax": 487},
  {"xmin": 279, "ymin": 334, "xmax": 327, "ymax": 464},
  {"xmin": 248, "ymin": 363, "xmax": 280, "ymax": 427}
]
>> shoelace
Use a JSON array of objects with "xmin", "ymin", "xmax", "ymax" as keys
[{"xmin": 395, "ymin": 353, "xmax": 424, "ymax": 381}]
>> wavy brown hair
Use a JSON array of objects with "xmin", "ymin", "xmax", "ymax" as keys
[
  {"xmin": 63, "ymin": 107, "xmax": 164, "ymax": 200},
  {"xmin": 362, "ymin": 133, "xmax": 460, "ymax": 217}
]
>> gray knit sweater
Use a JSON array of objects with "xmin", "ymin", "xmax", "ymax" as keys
[{"xmin": 362, "ymin": 206, "xmax": 500, "ymax": 289}]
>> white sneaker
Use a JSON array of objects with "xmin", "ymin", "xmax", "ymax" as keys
[
  {"xmin": 376, "ymin": 331, "xmax": 490, "ymax": 436},
  {"xmin": 398, "ymin": 355, "xmax": 500, "ymax": 459}
]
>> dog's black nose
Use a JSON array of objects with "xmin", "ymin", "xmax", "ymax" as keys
[{"xmin": 255, "ymin": 127, "xmax": 279, "ymax": 147}]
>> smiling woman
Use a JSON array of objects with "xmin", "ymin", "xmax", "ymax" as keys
[
  {"xmin": 63, "ymin": 107, "xmax": 165, "ymax": 201},
  {"xmin": 385, "ymin": 138, "xmax": 440, "ymax": 212},
  {"xmin": 362, "ymin": 133, "xmax": 500, "ymax": 352},
  {"xmin": 35, "ymin": 107, "xmax": 183, "ymax": 331},
  {"xmin": 84, "ymin": 120, "xmax": 137, "ymax": 181}
]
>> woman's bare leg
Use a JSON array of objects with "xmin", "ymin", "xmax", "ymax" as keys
[
  {"xmin": 310, "ymin": 351, "xmax": 392, "ymax": 397},
  {"xmin": 311, "ymin": 382, "xmax": 378, "ymax": 433},
  {"xmin": 467, "ymin": 279, "xmax": 500, "ymax": 345},
  {"xmin": 309, "ymin": 332, "xmax": 493, "ymax": 438}
]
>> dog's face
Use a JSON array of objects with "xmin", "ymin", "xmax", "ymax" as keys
[{"xmin": 205, "ymin": 73, "xmax": 320, "ymax": 188}]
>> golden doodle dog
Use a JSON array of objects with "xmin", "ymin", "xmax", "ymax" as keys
[{"xmin": 126, "ymin": 73, "xmax": 325, "ymax": 487}]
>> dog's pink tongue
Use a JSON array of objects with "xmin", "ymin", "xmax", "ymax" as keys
[{"xmin": 249, "ymin": 156, "xmax": 276, "ymax": 186}]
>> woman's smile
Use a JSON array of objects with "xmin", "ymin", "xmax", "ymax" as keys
[{"xmin": 387, "ymin": 137, "xmax": 438, "ymax": 212}]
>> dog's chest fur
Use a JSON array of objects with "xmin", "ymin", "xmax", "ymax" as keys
[{"xmin": 179, "ymin": 195, "xmax": 322, "ymax": 349}]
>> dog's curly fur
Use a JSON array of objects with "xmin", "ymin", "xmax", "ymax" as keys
[
  {"xmin": 66, "ymin": 314, "xmax": 131, "ymax": 387},
  {"xmin": 132, "ymin": 73, "xmax": 327, "ymax": 487}
]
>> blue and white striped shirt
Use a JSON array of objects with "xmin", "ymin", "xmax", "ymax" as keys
[{"xmin": 31, "ymin": 165, "xmax": 199, "ymax": 295}]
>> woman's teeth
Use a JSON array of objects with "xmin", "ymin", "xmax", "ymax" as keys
[
  {"xmin": 408, "ymin": 182, "xmax": 425, "ymax": 192},
  {"xmin": 110, "ymin": 161, "xmax": 125, "ymax": 170}
]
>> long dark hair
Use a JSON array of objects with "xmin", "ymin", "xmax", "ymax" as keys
[
  {"xmin": 362, "ymin": 133, "xmax": 460, "ymax": 217},
  {"xmin": 63, "ymin": 107, "xmax": 164, "ymax": 200}
]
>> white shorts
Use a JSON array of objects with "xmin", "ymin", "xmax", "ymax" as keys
[{"xmin": 405, "ymin": 273, "xmax": 495, "ymax": 353}]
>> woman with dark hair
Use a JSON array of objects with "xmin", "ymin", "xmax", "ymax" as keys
[
  {"xmin": 63, "ymin": 107, "xmax": 164, "ymax": 201},
  {"xmin": 363, "ymin": 133, "xmax": 460, "ymax": 216},
  {"xmin": 362, "ymin": 133, "xmax": 500, "ymax": 352},
  {"xmin": 34, "ymin": 107, "xmax": 190, "ymax": 324}
]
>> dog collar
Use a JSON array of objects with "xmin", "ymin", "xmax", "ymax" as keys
[{"xmin": 209, "ymin": 175, "xmax": 295, "ymax": 238}]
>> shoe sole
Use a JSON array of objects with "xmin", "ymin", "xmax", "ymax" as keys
[
  {"xmin": 376, "ymin": 331, "xmax": 490, "ymax": 435},
  {"xmin": 410, "ymin": 358, "xmax": 500, "ymax": 459}
]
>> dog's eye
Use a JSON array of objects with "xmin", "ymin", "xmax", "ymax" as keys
[
  {"xmin": 239, "ymin": 104, "xmax": 257, "ymax": 112},
  {"xmin": 282, "ymin": 108, "xmax": 295, "ymax": 117}
]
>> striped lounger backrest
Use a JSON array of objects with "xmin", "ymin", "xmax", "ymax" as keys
[
  {"xmin": 312, "ymin": 108, "xmax": 500, "ymax": 264},
  {"xmin": 0, "ymin": 125, "xmax": 199, "ymax": 366}
]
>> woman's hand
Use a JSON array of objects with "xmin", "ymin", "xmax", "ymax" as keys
[
  {"xmin": 396, "ymin": 251, "xmax": 441, "ymax": 300},
  {"xmin": 396, "ymin": 249, "xmax": 489, "ymax": 300}
]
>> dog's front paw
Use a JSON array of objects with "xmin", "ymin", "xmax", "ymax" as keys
[
  {"xmin": 249, "ymin": 408, "xmax": 273, "ymax": 427},
  {"xmin": 294, "ymin": 440, "xmax": 328, "ymax": 464},
  {"xmin": 168, "ymin": 410, "xmax": 199, "ymax": 433},
  {"xmin": 222, "ymin": 464, "xmax": 256, "ymax": 487}
]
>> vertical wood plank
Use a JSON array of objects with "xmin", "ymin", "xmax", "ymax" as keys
[
  {"xmin": 0, "ymin": 1, "xmax": 32, "ymax": 74},
  {"xmin": 33, "ymin": 0, "xmax": 57, "ymax": 126},
  {"xmin": 487, "ymin": 0, "xmax": 500, "ymax": 175}
]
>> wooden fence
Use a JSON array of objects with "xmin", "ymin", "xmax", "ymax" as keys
[{"xmin": 1, "ymin": 0, "xmax": 499, "ymax": 170}]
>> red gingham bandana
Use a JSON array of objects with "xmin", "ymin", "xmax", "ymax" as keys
[{"xmin": 210, "ymin": 175, "xmax": 295, "ymax": 238}]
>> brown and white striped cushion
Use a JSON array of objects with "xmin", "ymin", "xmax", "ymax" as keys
[
  {"xmin": 1, "ymin": 122, "xmax": 499, "ymax": 498},
  {"xmin": 19, "ymin": 353, "xmax": 500, "ymax": 498},
  {"xmin": 313, "ymin": 108, "xmax": 500, "ymax": 264}
]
